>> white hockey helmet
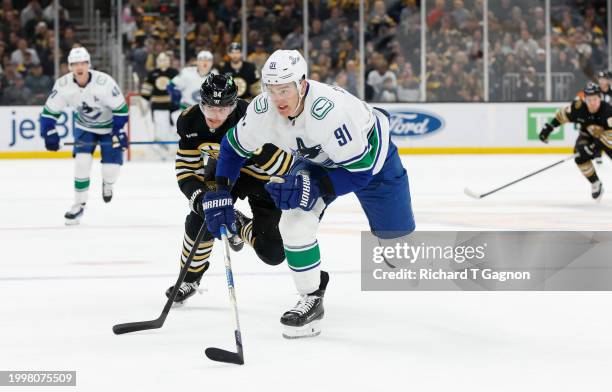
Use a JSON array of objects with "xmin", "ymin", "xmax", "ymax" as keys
[
  {"xmin": 261, "ymin": 49, "xmax": 307, "ymax": 91},
  {"xmin": 67, "ymin": 47, "xmax": 90, "ymax": 65},
  {"xmin": 197, "ymin": 50, "xmax": 213, "ymax": 61}
]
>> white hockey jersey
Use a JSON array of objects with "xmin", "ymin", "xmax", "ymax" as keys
[
  {"xmin": 226, "ymin": 80, "xmax": 390, "ymax": 175},
  {"xmin": 170, "ymin": 66, "xmax": 218, "ymax": 108},
  {"xmin": 41, "ymin": 70, "xmax": 128, "ymax": 135}
]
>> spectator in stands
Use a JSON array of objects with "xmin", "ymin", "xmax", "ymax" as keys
[
  {"xmin": 517, "ymin": 66, "xmax": 538, "ymax": 101},
  {"xmin": 247, "ymin": 40, "xmax": 268, "ymax": 72},
  {"xmin": 11, "ymin": 38, "xmax": 40, "ymax": 66},
  {"xmin": 3, "ymin": 73, "xmax": 30, "ymax": 105},
  {"xmin": 514, "ymin": 29, "xmax": 540, "ymax": 60},
  {"xmin": 25, "ymin": 62, "xmax": 52, "ymax": 104},
  {"xmin": 367, "ymin": 58, "xmax": 396, "ymax": 98},
  {"xmin": 20, "ymin": 0, "xmax": 42, "ymax": 29}
]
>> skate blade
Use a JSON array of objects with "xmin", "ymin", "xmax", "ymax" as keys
[
  {"xmin": 282, "ymin": 320, "xmax": 321, "ymax": 339},
  {"xmin": 65, "ymin": 218, "xmax": 81, "ymax": 226}
]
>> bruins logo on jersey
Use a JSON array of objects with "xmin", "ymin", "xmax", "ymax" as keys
[
  {"xmin": 155, "ymin": 76, "xmax": 171, "ymax": 91},
  {"xmin": 198, "ymin": 142, "xmax": 221, "ymax": 159},
  {"xmin": 233, "ymin": 77, "xmax": 247, "ymax": 97}
]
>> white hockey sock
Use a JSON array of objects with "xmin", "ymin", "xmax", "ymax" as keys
[
  {"xmin": 101, "ymin": 163, "xmax": 121, "ymax": 186},
  {"xmin": 74, "ymin": 153, "xmax": 93, "ymax": 204}
]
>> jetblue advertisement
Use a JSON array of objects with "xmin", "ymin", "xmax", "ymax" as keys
[{"xmin": 0, "ymin": 106, "xmax": 75, "ymax": 152}]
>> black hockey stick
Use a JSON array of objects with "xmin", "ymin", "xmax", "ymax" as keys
[
  {"xmin": 64, "ymin": 140, "xmax": 178, "ymax": 146},
  {"xmin": 205, "ymin": 225, "xmax": 244, "ymax": 365},
  {"xmin": 464, "ymin": 153, "xmax": 579, "ymax": 199},
  {"xmin": 112, "ymin": 222, "xmax": 208, "ymax": 335}
]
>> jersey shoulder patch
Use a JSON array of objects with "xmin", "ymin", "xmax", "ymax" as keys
[
  {"xmin": 253, "ymin": 95, "xmax": 269, "ymax": 114},
  {"xmin": 310, "ymin": 96, "xmax": 335, "ymax": 120}
]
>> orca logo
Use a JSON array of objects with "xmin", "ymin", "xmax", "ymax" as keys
[{"xmin": 388, "ymin": 110, "xmax": 444, "ymax": 137}]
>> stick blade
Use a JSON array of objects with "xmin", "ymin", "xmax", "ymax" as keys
[
  {"xmin": 112, "ymin": 319, "xmax": 162, "ymax": 335},
  {"xmin": 205, "ymin": 347, "xmax": 244, "ymax": 365},
  {"xmin": 463, "ymin": 187, "xmax": 482, "ymax": 199}
]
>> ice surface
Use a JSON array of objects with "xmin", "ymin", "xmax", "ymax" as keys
[{"xmin": 1, "ymin": 155, "xmax": 611, "ymax": 391}]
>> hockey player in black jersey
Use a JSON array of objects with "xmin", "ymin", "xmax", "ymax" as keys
[
  {"xmin": 220, "ymin": 42, "xmax": 259, "ymax": 100},
  {"xmin": 539, "ymin": 82, "xmax": 611, "ymax": 201},
  {"xmin": 167, "ymin": 73, "xmax": 329, "ymax": 304}
]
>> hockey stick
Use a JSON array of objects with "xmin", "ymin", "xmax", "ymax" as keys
[
  {"xmin": 64, "ymin": 140, "xmax": 178, "ymax": 146},
  {"xmin": 205, "ymin": 225, "xmax": 245, "ymax": 365},
  {"xmin": 112, "ymin": 222, "xmax": 208, "ymax": 335},
  {"xmin": 464, "ymin": 153, "xmax": 578, "ymax": 199}
]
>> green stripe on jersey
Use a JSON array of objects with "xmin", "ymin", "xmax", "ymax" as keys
[
  {"xmin": 227, "ymin": 127, "xmax": 251, "ymax": 158},
  {"xmin": 112, "ymin": 103, "xmax": 128, "ymax": 115},
  {"xmin": 284, "ymin": 243, "xmax": 321, "ymax": 270},
  {"xmin": 42, "ymin": 107, "xmax": 61, "ymax": 118},
  {"xmin": 342, "ymin": 126, "xmax": 380, "ymax": 172}
]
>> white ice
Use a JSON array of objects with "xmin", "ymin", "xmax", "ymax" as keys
[{"xmin": 1, "ymin": 155, "xmax": 611, "ymax": 392}]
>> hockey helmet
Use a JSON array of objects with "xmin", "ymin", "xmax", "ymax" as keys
[
  {"xmin": 67, "ymin": 47, "xmax": 90, "ymax": 65},
  {"xmin": 584, "ymin": 82, "xmax": 601, "ymax": 96},
  {"xmin": 200, "ymin": 73, "xmax": 238, "ymax": 107},
  {"xmin": 261, "ymin": 49, "xmax": 307, "ymax": 91},
  {"xmin": 597, "ymin": 70, "xmax": 609, "ymax": 79}
]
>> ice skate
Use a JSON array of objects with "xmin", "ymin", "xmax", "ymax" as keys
[
  {"xmin": 592, "ymin": 181, "xmax": 604, "ymax": 201},
  {"xmin": 64, "ymin": 203, "xmax": 86, "ymax": 225},
  {"xmin": 102, "ymin": 182, "xmax": 113, "ymax": 203}
]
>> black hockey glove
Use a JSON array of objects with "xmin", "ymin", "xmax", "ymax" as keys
[{"xmin": 538, "ymin": 123, "xmax": 554, "ymax": 143}]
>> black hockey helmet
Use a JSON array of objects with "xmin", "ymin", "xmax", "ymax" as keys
[
  {"xmin": 228, "ymin": 42, "xmax": 242, "ymax": 53},
  {"xmin": 200, "ymin": 73, "xmax": 238, "ymax": 107},
  {"xmin": 584, "ymin": 82, "xmax": 601, "ymax": 96},
  {"xmin": 597, "ymin": 70, "xmax": 609, "ymax": 79}
]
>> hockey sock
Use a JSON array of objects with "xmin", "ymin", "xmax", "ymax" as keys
[
  {"xmin": 74, "ymin": 153, "xmax": 93, "ymax": 204},
  {"xmin": 102, "ymin": 163, "xmax": 121, "ymax": 187},
  {"xmin": 182, "ymin": 232, "xmax": 214, "ymax": 283},
  {"xmin": 240, "ymin": 220, "xmax": 255, "ymax": 247},
  {"xmin": 284, "ymin": 241, "xmax": 322, "ymax": 294},
  {"xmin": 577, "ymin": 162, "xmax": 599, "ymax": 183}
]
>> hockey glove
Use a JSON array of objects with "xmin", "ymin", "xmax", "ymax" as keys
[
  {"xmin": 539, "ymin": 123, "xmax": 554, "ymax": 143},
  {"xmin": 202, "ymin": 190, "xmax": 236, "ymax": 239},
  {"xmin": 44, "ymin": 129, "xmax": 60, "ymax": 151},
  {"xmin": 264, "ymin": 174, "xmax": 320, "ymax": 211},
  {"xmin": 577, "ymin": 142, "xmax": 597, "ymax": 159},
  {"xmin": 111, "ymin": 131, "xmax": 129, "ymax": 151}
]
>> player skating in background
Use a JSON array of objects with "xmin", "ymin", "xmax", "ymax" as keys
[
  {"xmin": 202, "ymin": 50, "xmax": 415, "ymax": 338},
  {"xmin": 167, "ymin": 73, "xmax": 296, "ymax": 304},
  {"xmin": 539, "ymin": 82, "xmax": 612, "ymax": 201},
  {"xmin": 40, "ymin": 47, "xmax": 128, "ymax": 225},
  {"xmin": 167, "ymin": 50, "xmax": 218, "ymax": 112},
  {"xmin": 140, "ymin": 52, "xmax": 179, "ymax": 146},
  {"xmin": 220, "ymin": 42, "xmax": 259, "ymax": 100}
]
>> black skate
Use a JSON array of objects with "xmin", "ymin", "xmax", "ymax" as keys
[
  {"xmin": 592, "ymin": 181, "xmax": 604, "ymax": 201},
  {"xmin": 228, "ymin": 210, "xmax": 249, "ymax": 252},
  {"xmin": 165, "ymin": 279, "xmax": 203, "ymax": 305},
  {"xmin": 65, "ymin": 203, "xmax": 86, "ymax": 225},
  {"xmin": 102, "ymin": 182, "xmax": 113, "ymax": 203},
  {"xmin": 281, "ymin": 271, "xmax": 329, "ymax": 339}
]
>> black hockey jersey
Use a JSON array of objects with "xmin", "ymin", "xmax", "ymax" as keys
[
  {"xmin": 220, "ymin": 61, "xmax": 259, "ymax": 100},
  {"xmin": 175, "ymin": 99, "xmax": 293, "ymax": 201},
  {"xmin": 141, "ymin": 67, "xmax": 180, "ymax": 110},
  {"xmin": 555, "ymin": 99, "xmax": 612, "ymax": 148}
]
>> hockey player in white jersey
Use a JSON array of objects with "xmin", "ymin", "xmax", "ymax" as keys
[
  {"xmin": 201, "ymin": 50, "xmax": 415, "ymax": 338},
  {"xmin": 40, "ymin": 47, "xmax": 129, "ymax": 225},
  {"xmin": 167, "ymin": 50, "xmax": 218, "ymax": 111}
]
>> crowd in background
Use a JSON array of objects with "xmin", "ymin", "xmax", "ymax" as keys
[
  {"xmin": 0, "ymin": 0, "xmax": 610, "ymax": 104},
  {"xmin": 0, "ymin": 0, "xmax": 73, "ymax": 105}
]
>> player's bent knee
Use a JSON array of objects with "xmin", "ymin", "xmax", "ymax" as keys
[
  {"xmin": 278, "ymin": 208, "xmax": 319, "ymax": 245},
  {"xmin": 255, "ymin": 240, "xmax": 285, "ymax": 265}
]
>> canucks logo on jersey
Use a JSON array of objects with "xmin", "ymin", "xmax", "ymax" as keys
[{"xmin": 293, "ymin": 137, "xmax": 322, "ymax": 160}]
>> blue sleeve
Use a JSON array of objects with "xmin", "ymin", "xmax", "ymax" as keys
[
  {"xmin": 112, "ymin": 115, "xmax": 129, "ymax": 134},
  {"xmin": 323, "ymin": 167, "xmax": 374, "ymax": 196},
  {"xmin": 216, "ymin": 135, "xmax": 248, "ymax": 184},
  {"xmin": 167, "ymin": 82, "xmax": 181, "ymax": 105},
  {"xmin": 40, "ymin": 116, "xmax": 57, "ymax": 137}
]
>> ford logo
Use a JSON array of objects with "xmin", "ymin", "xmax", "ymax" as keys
[{"xmin": 388, "ymin": 111, "xmax": 444, "ymax": 137}]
